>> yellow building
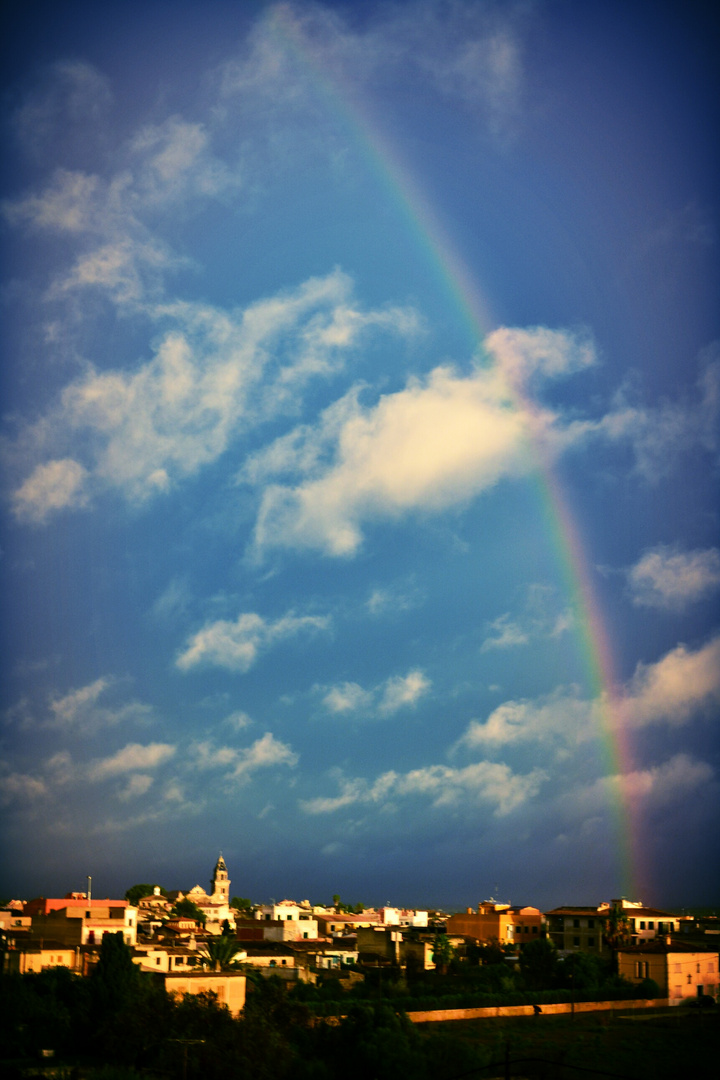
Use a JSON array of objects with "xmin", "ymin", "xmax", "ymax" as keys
[
  {"xmin": 617, "ymin": 943, "xmax": 718, "ymax": 1000},
  {"xmin": 446, "ymin": 902, "xmax": 543, "ymax": 945}
]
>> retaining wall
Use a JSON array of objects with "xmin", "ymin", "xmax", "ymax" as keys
[{"xmin": 406, "ymin": 997, "xmax": 675, "ymax": 1023}]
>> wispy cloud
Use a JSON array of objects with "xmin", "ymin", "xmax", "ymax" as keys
[
  {"xmin": 0, "ymin": 771, "xmax": 48, "ymax": 806},
  {"xmin": 87, "ymin": 742, "xmax": 176, "ymax": 781},
  {"xmin": 177, "ymin": 609, "xmax": 331, "ymax": 672},
  {"xmin": 627, "ymin": 545, "xmax": 720, "ymax": 610},
  {"xmin": 46, "ymin": 678, "xmax": 153, "ymax": 733},
  {"xmin": 301, "ymin": 759, "xmax": 546, "ymax": 818},
  {"xmin": 481, "ymin": 584, "xmax": 573, "ymax": 652},
  {"xmin": 221, "ymin": 2, "xmax": 530, "ymax": 141},
  {"xmin": 321, "ymin": 668, "xmax": 431, "ymax": 717},
  {"xmin": 8, "ymin": 271, "xmax": 417, "ymax": 522},
  {"xmin": 189, "ymin": 732, "xmax": 298, "ymax": 784}
]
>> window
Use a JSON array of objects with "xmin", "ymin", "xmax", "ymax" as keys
[
  {"xmin": 588, "ymin": 937, "xmax": 595, "ymax": 947},
  {"xmin": 674, "ymin": 963, "xmax": 681, "ymax": 973},
  {"xmin": 573, "ymin": 937, "xmax": 580, "ymax": 947},
  {"xmin": 697, "ymin": 963, "xmax": 701, "ymax": 973},
  {"xmin": 573, "ymin": 919, "xmax": 580, "ymax": 928},
  {"xmin": 532, "ymin": 926, "xmax": 538, "ymax": 934},
  {"xmin": 648, "ymin": 922, "xmax": 654, "ymax": 930},
  {"xmin": 708, "ymin": 963, "xmax": 715, "ymax": 974},
  {"xmin": 156, "ymin": 957, "xmax": 162, "ymax": 966},
  {"xmin": 687, "ymin": 974, "xmax": 692, "ymax": 984},
  {"xmin": 639, "ymin": 921, "xmax": 646, "ymax": 930},
  {"xmin": 588, "ymin": 919, "xmax": 594, "ymax": 929}
]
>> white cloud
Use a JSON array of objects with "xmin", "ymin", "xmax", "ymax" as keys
[
  {"xmin": 481, "ymin": 587, "xmax": 574, "ymax": 650},
  {"xmin": 88, "ymin": 742, "xmax": 176, "ymax": 781},
  {"xmin": 378, "ymin": 670, "xmax": 431, "ymax": 713},
  {"xmin": 45, "ymin": 678, "xmax": 153, "ymax": 733},
  {"xmin": 0, "ymin": 771, "xmax": 48, "ymax": 806},
  {"xmin": 118, "ymin": 774, "xmax": 154, "ymax": 800},
  {"xmin": 301, "ymin": 759, "xmax": 546, "ymax": 817},
  {"xmin": 224, "ymin": 710, "xmax": 253, "ymax": 731},
  {"xmin": 177, "ymin": 610, "xmax": 330, "ymax": 672},
  {"xmin": 627, "ymin": 545, "xmax": 720, "ymax": 610},
  {"xmin": 228, "ymin": 732, "xmax": 298, "ymax": 783},
  {"xmin": 320, "ymin": 669, "xmax": 431, "ymax": 717},
  {"xmin": 12, "ymin": 459, "xmax": 88, "ymax": 523},
  {"xmin": 184, "ymin": 732, "xmax": 298, "ymax": 785},
  {"xmin": 457, "ymin": 691, "xmax": 598, "ymax": 749},
  {"xmin": 620, "ymin": 636, "xmax": 720, "ymax": 727},
  {"xmin": 250, "ymin": 328, "xmax": 594, "ymax": 555},
  {"xmin": 458, "ymin": 635, "xmax": 720, "ymax": 751},
  {"xmin": 323, "ymin": 682, "xmax": 374, "ymax": 714},
  {"xmin": 10, "ymin": 271, "xmax": 417, "ymax": 521},
  {"xmin": 366, "ymin": 582, "xmax": 422, "ymax": 616},
  {"xmin": 49, "ymin": 678, "xmax": 110, "ymax": 724},
  {"xmin": 480, "ymin": 613, "xmax": 529, "ymax": 651}
]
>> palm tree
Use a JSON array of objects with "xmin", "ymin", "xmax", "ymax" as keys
[
  {"xmin": 199, "ymin": 935, "xmax": 245, "ymax": 972},
  {"xmin": 431, "ymin": 932, "xmax": 454, "ymax": 975}
]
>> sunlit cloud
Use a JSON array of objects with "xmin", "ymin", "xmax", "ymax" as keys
[
  {"xmin": 301, "ymin": 759, "xmax": 546, "ymax": 817},
  {"xmin": 627, "ymin": 545, "xmax": 720, "ymax": 610},
  {"xmin": 457, "ymin": 691, "xmax": 598, "ymax": 750},
  {"xmin": 228, "ymin": 732, "xmax": 298, "ymax": 783},
  {"xmin": 12, "ymin": 459, "xmax": 89, "ymax": 523},
  {"xmin": 620, "ymin": 635, "xmax": 720, "ymax": 727},
  {"xmin": 87, "ymin": 742, "xmax": 176, "ymax": 781},
  {"xmin": 458, "ymin": 634, "xmax": 720, "ymax": 751},
  {"xmin": 177, "ymin": 609, "xmax": 331, "ymax": 672},
  {"xmin": 249, "ymin": 327, "xmax": 595, "ymax": 555},
  {"xmin": 320, "ymin": 669, "xmax": 431, "ymax": 717}
]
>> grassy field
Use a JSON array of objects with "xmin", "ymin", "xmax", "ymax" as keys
[{"xmin": 417, "ymin": 1008, "xmax": 720, "ymax": 1079}]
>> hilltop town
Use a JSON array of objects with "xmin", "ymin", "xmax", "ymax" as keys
[{"xmin": 2, "ymin": 853, "xmax": 718, "ymax": 1018}]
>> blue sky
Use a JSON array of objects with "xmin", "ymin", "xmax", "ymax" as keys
[{"xmin": 1, "ymin": 0, "xmax": 718, "ymax": 911}]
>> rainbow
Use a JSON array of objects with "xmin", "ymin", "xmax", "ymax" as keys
[{"xmin": 271, "ymin": 6, "xmax": 640, "ymax": 900}]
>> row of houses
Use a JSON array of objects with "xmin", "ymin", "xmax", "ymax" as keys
[{"xmin": 3, "ymin": 857, "xmax": 718, "ymax": 1006}]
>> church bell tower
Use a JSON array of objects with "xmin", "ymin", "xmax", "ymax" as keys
[{"xmin": 211, "ymin": 853, "xmax": 230, "ymax": 903}]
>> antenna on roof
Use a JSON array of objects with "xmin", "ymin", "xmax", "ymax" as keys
[{"xmin": 87, "ymin": 875, "xmax": 92, "ymax": 904}]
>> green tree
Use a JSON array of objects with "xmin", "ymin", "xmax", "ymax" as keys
[
  {"xmin": 172, "ymin": 897, "xmax": 207, "ymax": 925},
  {"xmin": 519, "ymin": 936, "xmax": 558, "ymax": 990},
  {"xmin": 124, "ymin": 883, "xmax": 167, "ymax": 906},
  {"xmin": 91, "ymin": 931, "xmax": 141, "ymax": 1013},
  {"xmin": 603, "ymin": 904, "xmax": 631, "ymax": 950},
  {"xmin": 558, "ymin": 950, "xmax": 604, "ymax": 990},
  {"xmin": 230, "ymin": 896, "xmax": 253, "ymax": 915}
]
